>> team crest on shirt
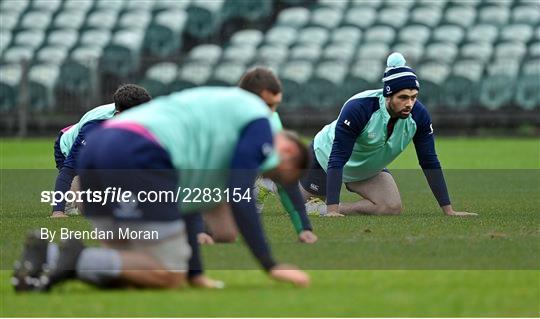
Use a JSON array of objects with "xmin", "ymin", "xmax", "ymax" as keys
[{"xmin": 368, "ymin": 132, "xmax": 376, "ymax": 139}]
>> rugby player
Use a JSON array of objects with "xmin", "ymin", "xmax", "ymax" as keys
[
  {"xmin": 51, "ymin": 84, "xmax": 152, "ymax": 218},
  {"xmin": 300, "ymin": 53, "xmax": 477, "ymax": 217}
]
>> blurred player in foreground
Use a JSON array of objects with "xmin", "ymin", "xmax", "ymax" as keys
[
  {"xmin": 197, "ymin": 67, "xmax": 317, "ymax": 245},
  {"xmin": 50, "ymin": 84, "xmax": 152, "ymax": 218},
  {"xmin": 13, "ymin": 86, "xmax": 310, "ymax": 292},
  {"xmin": 300, "ymin": 53, "xmax": 477, "ymax": 217}
]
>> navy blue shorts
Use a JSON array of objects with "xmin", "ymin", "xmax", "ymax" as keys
[
  {"xmin": 299, "ymin": 143, "xmax": 328, "ymax": 197},
  {"xmin": 53, "ymin": 131, "xmax": 65, "ymax": 170},
  {"xmin": 78, "ymin": 127, "xmax": 180, "ymax": 222},
  {"xmin": 299, "ymin": 143, "xmax": 391, "ymax": 197}
]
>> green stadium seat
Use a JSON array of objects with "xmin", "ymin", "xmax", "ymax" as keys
[
  {"xmin": 512, "ymin": 6, "xmax": 540, "ymax": 25},
  {"xmin": 357, "ymin": 43, "xmax": 390, "ymax": 62},
  {"xmin": 290, "ymin": 44, "xmax": 322, "ymax": 63},
  {"xmin": 494, "ymin": 42, "xmax": 527, "ymax": 61},
  {"xmin": 444, "ymin": 59, "xmax": 484, "ymax": 109},
  {"xmin": 279, "ymin": 61, "xmax": 314, "ymax": 108},
  {"xmin": 222, "ymin": 45, "xmax": 256, "ymax": 64},
  {"xmin": 444, "ymin": 6, "xmax": 476, "ymax": 28},
  {"xmin": 29, "ymin": 63, "xmax": 60, "ymax": 111},
  {"xmin": 0, "ymin": 0, "xmax": 30, "ymax": 13},
  {"xmin": 276, "ymin": 7, "xmax": 310, "ymax": 29},
  {"xmin": 2, "ymin": 46, "xmax": 34, "ymax": 63},
  {"xmin": 425, "ymin": 42, "xmax": 458, "ymax": 64},
  {"xmin": 47, "ymin": 29, "xmax": 79, "ymax": 50},
  {"xmin": 118, "ymin": 10, "xmax": 152, "ymax": 31},
  {"xmin": 322, "ymin": 42, "xmax": 355, "ymax": 64},
  {"xmin": 230, "ymin": 30, "xmax": 264, "ymax": 48},
  {"xmin": 223, "ymin": 0, "xmax": 272, "ymax": 21},
  {"xmin": 479, "ymin": 59, "xmax": 520, "ymax": 110},
  {"xmin": 478, "ymin": 6, "xmax": 510, "ymax": 26},
  {"xmin": 53, "ymin": 10, "xmax": 87, "ymax": 30},
  {"xmin": 20, "ymin": 11, "xmax": 52, "ymax": 30},
  {"xmin": 79, "ymin": 29, "xmax": 112, "ymax": 48},
  {"xmin": 482, "ymin": 0, "xmax": 513, "ymax": 7},
  {"xmin": 35, "ymin": 46, "xmax": 68, "ymax": 65},
  {"xmin": 31, "ymin": 0, "xmax": 62, "ymax": 13},
  {"xmin": 0, "ymin": 64, "xmax": 22, "ymax": 111},
  {"xmin": 447, "ymin": 0, "xmax": 479, "ymax": 6},
  {"xmin": 344, "ymin": 60, "xmax": 383, "ymax": 97},
  {"xmin": 102, "ymin": 30, "xmax": 145, "ymax": 76},
  {"xmin": 304, "ymin": 61, "xmax": 348, "ymax": 109},
  {"xmin": 62, "ymin": 0, "xmax": 93, "ymax": 12},
  {"xmin": 460, "ymin": 42, "xmax": 493, "ymax": 62},
  {"xmin": 85, "ymin": 10, "xmax": 119, "ymax": 30},
  {"xmin": 207, "ymin": 62, "xmax": 246, "ymax": 86},
  {"xmin": 171, "ymin": 63, "xmax": 212, "ymax": 91},
  {"xmin": 188, "ymin": 44, "xmax": 222, "ymax": 65},
  {"xmin": 309, "ymin": 7, "xmax": 343, "ymax": 30},
  {"xmin": 398, "ymin": 25, "xmax": 431, "ymax": 45},
  {"xmin": 364, "ymin": 26, "xmax": 395, "ymax": 44},
  {"xmin": 140, "ymin": 62, "xmax": 178, "ymax": 97},
  {"xmin": 410, "ymin": 6, "xmax": 443, "ymax": 28},
  {"xmin": 342, "ymin": 7, "xmax": 376, "ymax": 29},
  {"xmin": 257, "ymin": 44, "xmax": 289, "ymax": 65},
  {"xmin": 536, "ymin": 26, "xmax": 540, "ymax": 41},
  {"xmin": 432, "ymin": 25, "xmax": 464, "ymax": 44},
  {"xmin": 13, "ymin": 30, "xmax": 46, "ymax": 50},
  {"xmin": 154, "ymin": 0, "xmax": 191, "ymax": 12},
  {"xmin": 417, "ymin": 62, "xmax": 451, "ymax": 109},
  {"xmin": 144, "ymin": 10, "xmax": 187, "ymax": 58},
  {"xmin": 377, "ymin": 7, "xmax": 409, "ymax": 29},
  {"xmin": 331, "ymin": 26, "xmax": 361, "ymax": 45},
  {"xmin": 466, "ymin": 24, "xmax": 499, "ymax": 43},
  {"xmin": 318, "ymin": 0, "xmax": 349, "ymax": 11},
  {"xmin": 94, "ymin": 0, "xmax": 126, "ymax": 12},
  {"xmin": 350, "ymin": 0, "xmax": 382, "ymax": 8},
  {"xmin": 0, "ymin": 11, "xmax": 22, "ymax": 32},
  {"xmin": 59, "ymin": 46, "xmax": 102, "ymax": 94},
  {"xmin": 1, "ymin": 31, "xmax": 12, "ymax": 55},
  {"xmin": 515, "ymin": 59, "xmax": 540, "ymax": 110},
  {"xmin": 297, "ymin": 27, "xmax": 329, "ymax": 47},
  {"xmin": 500, "ymin": 24, "xmax": 534, "ymax": 43},
  {"xmin": 125, "ymin": 0, "xmax": 155, "ymax": 11},
  {"xmin": 529, "ymin": 42, "xmax": 540, "ymax": 58},
  {"xmin": 186, "ymin": 0, "xmax": 224, "ymax": 38},
  {"xmin": 265, "ymin": 26, "xmax": 298, "ymax": 47},
  {"xmin": 392, "ymin": 43, "xmax": 424, "ymax": 66}
]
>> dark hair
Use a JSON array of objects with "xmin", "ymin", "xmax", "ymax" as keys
[
  {"xmin": 281, "ymin": 130, "xmax": 311, "ymax": 171},
  {"xmin": 113, "ymin": 84, "xmax": 152, "ymax": 112},
  {"xmin": 238, "ymin": 66, "xmax": 282, "ymax": 95}
]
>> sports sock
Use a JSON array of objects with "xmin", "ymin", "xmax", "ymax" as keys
[
  {"xmin": 75, "ymin": 248, "xmax": 122, "ymax": 287},
  {"xmin": 46, "ymin": 243, "xmax": 59, "ymax": 271}
]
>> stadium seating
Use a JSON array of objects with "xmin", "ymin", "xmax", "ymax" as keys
[{"xmin": 1, "ymin": 0, "xmax": 538, "ymax": 118}]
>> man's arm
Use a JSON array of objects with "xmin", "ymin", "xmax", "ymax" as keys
[
  {"xmin": 412, "ymin": 103, "xmax": 476, "ymax": 216},
  {"xmin": 51, "ymin": 120, "xmax": 103, "ymax": 215},
  {"xmin": 325, "ymin": 99, "xmax": 370, "ymax": 215},
  {"xmin": 276, "ymin": 184, "xmax": 317, "ymax": 243}
]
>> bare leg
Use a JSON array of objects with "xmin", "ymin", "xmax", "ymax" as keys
[
  {"xmin": 202, "ymin": 203, "xmax": 238, "ymax": 243},
  {"xmin": 339, "ymin": 172, "xmax": 402, "ymax": 215},
  {"xmin": 119, "ymin": 251, "xmax": 186, "ymax": 289}
]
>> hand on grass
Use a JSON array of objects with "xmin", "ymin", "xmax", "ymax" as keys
[
  {"xmin": 197, "ymin": 232, "xmax": 215, "ymax": 245},
  {"xmin": 269, "ymin": 264, "xmax": 310, "ymax": 287},
  {"xmin": 298, "ymin": 230, "xmax": 318, "ymax": 244}
]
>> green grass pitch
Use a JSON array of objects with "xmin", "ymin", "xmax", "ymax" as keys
[{"xmin": 0, "ymin": 137, "xmax": 539, "ymax": 317}]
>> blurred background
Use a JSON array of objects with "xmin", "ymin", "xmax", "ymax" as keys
[{"xmin": 1, "ymin": 0, "xmax": 539, "ymax": 136}]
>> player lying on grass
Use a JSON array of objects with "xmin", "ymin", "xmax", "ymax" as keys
[
  {"xmin": 50, "ymin": 84, "xmax": 152, "ymax": 218},
  {"xmin": 300, "ymin": 52, "xmax": 477, "ymax": 217},
  {"xmin": 197, "ymin": 67, "xmax": 317, "ymax": 245},
  {"xmin": 12, "ymin": 86, "xmax": 310, "ymax": 292}
]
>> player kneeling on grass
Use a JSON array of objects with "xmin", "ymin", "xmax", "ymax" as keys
[
  {"xmin": 300, "ymin": 53, "xmax": 477, "ymax": 217},
  {"xmin": 197, "ymin": 67, "xmax": 317, "ymax": 245},
  {"xmin": 51, "ymin": 84, "xmax": 152, "ymax": 218},
  {"xmin": 12, "ymin": 86, "xmax": 310, "ymax": 292}
]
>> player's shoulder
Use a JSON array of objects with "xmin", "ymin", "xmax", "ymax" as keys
[
  {"xmin": 342, "ymin": 89, "xmax": 382, "ymax": 116},
  {"xmin": 411, "ymin": 100, "xmax": 431, "ymax": 119}
]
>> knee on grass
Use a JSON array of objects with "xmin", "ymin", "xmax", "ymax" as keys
[{"xmin": 376, "ymin": 201, "xmax": 402, "ymax": 215}]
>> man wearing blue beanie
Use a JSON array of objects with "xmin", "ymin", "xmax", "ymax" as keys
[{"xmin": 300, "ymin": 53, "xmax": 476, "ymax": 217}]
